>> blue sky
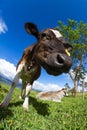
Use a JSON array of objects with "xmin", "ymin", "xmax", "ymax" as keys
[{"xmin": 0, "ymin": 0, "xmax": 87, "ymax": 91}]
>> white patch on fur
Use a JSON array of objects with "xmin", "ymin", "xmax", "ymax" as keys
[
  {"xmin": 25, "ymin": 84, "xmax": 32, "ymax": 95},
  {"xmin": 16, "ymin": 63, "xmax": 25, "ymax": 73},
  {"xmin": 50, "ymin": 29, "xmax": 62, "ymax": 38},
  {"xmin": 23, "ymin": 97, "xmax": 29, "ymax": 110},
  {"xmin": 23, "ymin": 84, "xmax": 32, "ymax": 110}
]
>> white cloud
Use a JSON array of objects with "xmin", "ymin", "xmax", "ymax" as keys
[
  {"xmin": 0, "ymin": 17, "xmax": 8, "ymax": 34},
  {"xmin": 32, "ymin": 81, "xmax": 62, "ymax": 92},
  {"xmin": 0, "ymin": 58, "xmax": 62, "ymax": 91},
  {"xmin": 0, "ymin": 59, "xmax": 16, "ymax": 80}
]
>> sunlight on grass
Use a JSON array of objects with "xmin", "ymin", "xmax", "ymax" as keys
[{"xmin": 0, "ymin": 82, "xmax": 87, "ymax": 130}]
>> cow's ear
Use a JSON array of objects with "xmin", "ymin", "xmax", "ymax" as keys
[
  {"xmin": 64, "ymin": 43, "xmax": 73, "ymax": 52},
  {"xmin": 25, "ymin": 22, "xmax": 39, "ymax": 39}
]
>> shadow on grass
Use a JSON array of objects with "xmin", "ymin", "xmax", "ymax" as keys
[
  {"xmin": 0, "ymin": 97, "xmax": 49, "ymax": 117},
  {"xmin": 0, "ymin": 100, "xmax": 24, "ymax": 120},
  {"xmin": 0, "ymin": 107, "xmax": 13, "ymax": 121},
  {"xmin": 10, "ymin": 96, "xmax": 50, "ymax": 116},
  {"xmin": 9, "ymin": 100, "xmax": 23, "ymax": 107},
  {"xmin": 30, "ymin": 96, "xmax": 50, "ymax": 116}
]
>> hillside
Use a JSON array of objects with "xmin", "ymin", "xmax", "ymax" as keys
[
  {"xmin": 0, "ymin": 75, "xmax": 12, "ymax": 85},
  {"xmin": 0, "ymin": 82, "xmax": 87, "ymax": 130},
  {"xmin": 0, "ymin": 75, "xmax": 21, "ymax": 88}
]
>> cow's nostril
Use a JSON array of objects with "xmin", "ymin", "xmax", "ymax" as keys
[{"xmin": 57, "ymin": 54, "xmax": 64, "ymax": 64}]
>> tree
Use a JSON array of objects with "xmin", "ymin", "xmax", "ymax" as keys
[
  {"xmin": 57, "ymin": 19, "xmax": 87, "ymax": 96},
  {"xmin": 64, "ymin": 83, "xmax": 71, "ymax": 90},
  {"xmin": 80, "ymin": 80, "xmax": 85, "ymax": 100},
  {"xmin": 79, "ymin": 74, "xmax": 87, "ymax": 100}
]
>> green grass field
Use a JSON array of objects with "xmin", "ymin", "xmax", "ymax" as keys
[{"xmin": 0, "ymin": 82, "xmax": 87, "ymax": 130}]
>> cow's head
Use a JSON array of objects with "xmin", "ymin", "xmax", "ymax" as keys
[{"xmin": 25, "ymin": 22, "xmax": 72, "ymax": 76}]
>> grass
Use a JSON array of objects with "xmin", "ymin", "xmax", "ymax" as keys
[{"xmin": 0, "ymin": 82, "xmax": 87, "ymax": 130}]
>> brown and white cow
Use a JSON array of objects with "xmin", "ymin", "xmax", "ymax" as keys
[
  {"xmin": 0, "ymin": 22, "xmax": 72, "ymax": 110},
  {"xmin": 36, "ymin": 88, "xmax": 68, "ymax": 102}
]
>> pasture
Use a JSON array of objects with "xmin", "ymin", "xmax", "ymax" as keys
[{"xmin": 0, "ymin": 82, "xmax": 87, "ymax": 130}]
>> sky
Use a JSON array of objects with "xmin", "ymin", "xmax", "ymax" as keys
[{"xmin": 0, "ymin": 0, "xmax": 87, "ymax": 91}]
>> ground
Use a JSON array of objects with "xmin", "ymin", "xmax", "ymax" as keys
[{"xmin": 0, "ymin": 82, "xmax": 87, "ymax": 130}]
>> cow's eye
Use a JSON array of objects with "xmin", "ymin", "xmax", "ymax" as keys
[
  {"xmin": 41, "ymin": 33, "xmax": 46, "ymax": 37},
  {"xmin": 41, "ymin": 33, "xmax": 50, "ymax": 40}
]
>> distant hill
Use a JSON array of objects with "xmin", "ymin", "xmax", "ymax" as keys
[
  {"xmin": 0, "ymin": 75, "xmax": 12, "ymax": 85},
  {"xmin": 0, "ymin": 75, "xmax": 21, "ymax": 88},
  {"xmin": 0, "ymin": 75, "xmax": 40, "ymax": 91}
]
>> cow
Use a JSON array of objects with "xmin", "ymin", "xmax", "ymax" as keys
[
  {"xmin": 36, "ymin": 88, "xmax": 68, "ymax": 102},
  {"xmin": 0, "ymin": 22, "xmax": 72, "ymax": 111}
]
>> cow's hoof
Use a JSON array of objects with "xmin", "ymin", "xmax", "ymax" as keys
[
  {"xmin": 19, "ymin": 96, "xmax": 22, "ymax": 99},
  {"xmin": 23, "ymin": 104, "xmax": 28, "ymax": 111}
]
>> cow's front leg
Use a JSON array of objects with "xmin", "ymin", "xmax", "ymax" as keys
[
  {"xmin": 0, "ymin": 73, "xmax": 20, "ymax": 107},
  {"xmin": 23, "ymin": 83, "xmax": 32, "ymax": 111},
  {"xmin": 19, "ymin": 81, "xmax": 27, "ymax": 99}
]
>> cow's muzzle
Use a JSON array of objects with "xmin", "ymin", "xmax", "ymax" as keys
[
  {"xmin": 56, "ymin": 53, "xmax": 72, "ymax": 68},
  {"xmin": 47, "ymin": 53, "xmax": 72, "ymax": 66},
  {"xmin": 45, "ymin": 53, "xmax": 72, "ymax": 75}
]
